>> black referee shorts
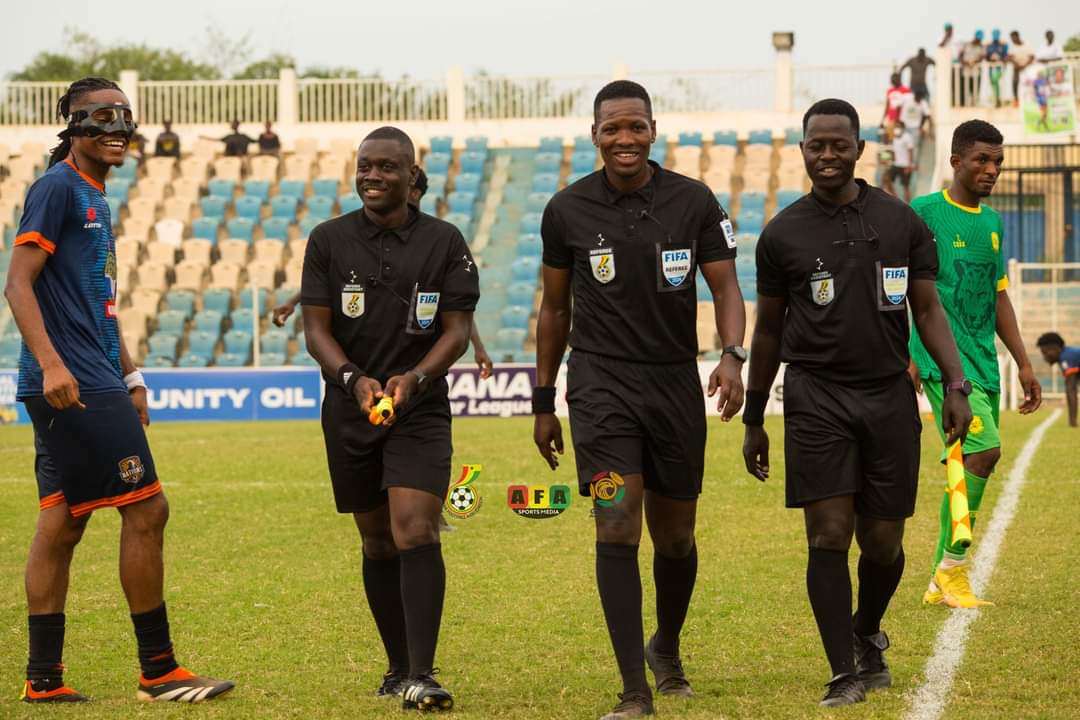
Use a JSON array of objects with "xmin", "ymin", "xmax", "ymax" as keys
[
  {"xmin": 320, "ymin": 381, "xmax": 453, "ymax": 514},
  {"xmin": 782, "ymin": 366, "xmax": 921, "ymax": 519},
  {"xmin": 566, "ymin": 350, "xmax": 705, "ymax": 500}
]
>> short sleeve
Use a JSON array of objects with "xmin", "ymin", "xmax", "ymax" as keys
[
  {"xmin": 540, "ymin": 202, "xmax": 572, "ymax": 269},
  {"xmin": 439, "ymin": 229, "xmax": 480, "ymax": 312},
  {"xmin": 755, "ymin": 228, "xmax": 787, "ymax": 297},
  {"xmin": 908, "ymin": 213, "xmax": 938, "ymax": 280},
  {"xmin": 15, "ymin": 174, "xmax": 70, "ymax": 255},
  {"xmin": 300, "ymin": 228, "xmax": 332, "ymax": 306},
  {"xmin": 697, "ymin": 188, "xmax": 737, "ymax": 263},
  {"xmin": 995, "ymin": 216, "xmax": 1009, "ymax": 291}
]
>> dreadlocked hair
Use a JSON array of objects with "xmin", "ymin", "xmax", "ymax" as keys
[{"xmin": 48, "ymin": 77, "xmax": 122, "ymax": 168}]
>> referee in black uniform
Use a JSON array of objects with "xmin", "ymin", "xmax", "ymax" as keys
[
  {"xmin": 301, "ymin": 126, "xmax": 478, "ymax": 711},
  {"xmin": 534, "ymin": 80, "xmax": 746, "ymax": 720},
  {"xmin": 741, "ymin": 99, "xmax": 972, "ymax": 707}
]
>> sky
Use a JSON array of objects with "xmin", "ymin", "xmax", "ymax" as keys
[{"xmin": 1, "ymin": 0, "xmax": 1074, "ymax": 81}]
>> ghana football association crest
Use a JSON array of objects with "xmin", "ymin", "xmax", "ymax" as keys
[
  {"xmin": 590, "ymin": 247, "xmax": 615, "ymax": 283},
  {"xmin": 445, "ymin": 464, "xmax": 482, "ymax": 519}
]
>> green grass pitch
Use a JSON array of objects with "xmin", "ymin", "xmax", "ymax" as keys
[{"xmin": 1, "ymin": 412, "xmax": 1077, "ymax": 719}]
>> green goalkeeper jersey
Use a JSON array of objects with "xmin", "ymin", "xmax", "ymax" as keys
[{"xmin": 909, "ymin": 189, "xmax": 1008, "ymax": 393}]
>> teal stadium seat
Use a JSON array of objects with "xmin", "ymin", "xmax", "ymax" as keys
[
  {"xmin": 430, "ymin": 136, "xmax": 453, "ymax": 154},
  {"xmin": 224, "ymin": 329, "xmax": 253, "ymax": 356},
  {"xmin": 538, "ymin": 136, "xmax": 563, "ymax": 154},
  {"xmin": 0, "ymin": 335, "xmax": 22, "ymax": 356},
  {"xmin": 425, "ymin": 153, "xmax": 451, "ymax": 175},
  {"xmin": 426, "ymin": 174, "xmax": 447, "ymax": 196},
  {"xmin": 532, "ymin": 174, "xmax": 559, "ymax": 193},
  {"xmin": 187, "ymin": 330, "xmax": 219, "ymax": 357},
  {"xmin": 147, "ymin": 333, "xmax": 179, "ymax": 359},
  {"xmin": 420, "ymin": 196, "xmax": 438, "ymax": 215},
  {"xmin": 715, "ymin": 192, "xmax": 731, "ymax": 210},
  {"xmin": 520, "ymin": 214, "xmax": 542, "ymax": 235},
  {"xmin": 678, "ymin": 131, "xmax": 703, "ymax": 147},
  {"xmin": 202, "ymin": 288, "xmax": 232, "ymax": 316},
  {"xmin": 270, "ymin": 196, "xmax": 298, "ymax": 222},
  {"xmin": 299, "ymin": 216, "xmax": 321, "ymax": 238},
  {"xmin": 465, "ymin": 136, "xmax": 488, "ymax": 152},
  {"xmin": 784, "ymin": 127, "xmax": 802, "ymax": 145},
  {"xmin": 713, "ymin": 130, "xmax": 738, "ymax": 146},
  {"xmin": 443, "ymin": 213, "xmax": 471, "ymax": 237},
  {"xmin": 230, "ymin": 308, "xmax": 256, "ymax": 330},
  {"xmin": 455, "ymin": 174, "xmax": 482, "ymax": 194},
  {"xmin": 262, "ymin": 217, "xmax": 291, "ymax": 241},
  {"xmin": 339, "ymin": 194, "xmax": 363, "ymax": 214},
  {"xmin": 106, "ymin": 197, "xmax": 122, "ymax": 223},
  {"xmin": 238, "ymin": 288, "xmax": 270, "ymax": 314},
  {"xmin": 447, "ymin": 192, "xmax": 476, "ymax": 215},
  {"xmin": 146, "ymin": 354, "xmax": 176, "ymax": 368},
  {"xmin": 216, "ymin": 352, "xmax": 248, "ymax": 367},
  {"xmin": 748, "ymin": 129, "xmax": 773, "ymax": 145},
  {"xmin": 494, "ymin": 328, "xmax": 527, "ymax": 353},
  {"xmin": 305, "ymin": 196, "xmax": 335, "ymax": 220},
  {"xmin": 312, "ymin": 178, "xmax": 339, "ymax": 199},
  {"xmin": 571, "ymin": 151, "xmax": 596, "ymax": 174},
  {"xmin": 208, "ymin": 179, "xmax": 235, "ymax": 198},
  {"xmin": 200, "ymin": 196, "xmax": 228, "ymax": 220},
  {"xmin": 573, "ymin": 135, "xmax": 593, "ymax": 152},
  {"xmin": 165, "ymin": 289, "xmax": 196, "ymax": 318},
  {"xmin": 535, "ymin": 153, "xmax": 562, "ymax": 174},
  {"xmin": 511, "ymin": 256, "xmax": 541, "ymax": 283},
  {"xmin": 0, "ymin": 354, "xmax": 18, "ymax": 368},
  {"xmin": 261, "ymin": 329, "xmax": 289, "ymax": 355},
  {"xmin": 244, "ymin": 180, "xmax": 271, "ymax": 202},
  {"xmin": 277, "ymin": 180, "xmax": 306, "ymax": 200},
  {"xmin": 112, "ymin": 156, "xmax": 138, "ymax": 180},
  {"xmin": 191, "ymin": 217, "xmax": 220, "ymax": 242},
  {"xmin": 567, "ymin": 172, "xmax": 588, "ymax": 186},
  {"xmin": 740, "ymin": 192, "xmax": 766, "ymax": 210},
  {"xmin": 105, "ymin": 178, "xmax": 130, "ymax": 205},
  {"xmin": 516, "ymin": 234, "xmax": 541, "ymax": 258},
  {"xmin": 500, "ymin": 305, "xmax": 531, "ymax": 330},
  {"xmin": 290, "ymin": 349, "xmax": 319, "ymax": 366},
  {"xmin": 507, "ymin": 282, "xmax": 536, "ymax": 307},
  {"xmin": 460, "ymin": 152, "xmax": 486, "ymax": 175},
  {"xmin": 178, "ymin": 353, "xmax": 210, "ymax": 368},
  {"xmin": 226, "ymin": 217, "xmax": 255, "ymax": 242},
  {"xmin": 234, "ymin": 195, "xmax": 263, "ymax": 220},
  {"xmin": 156, "ymin": 310, "xmax": 187, "ymax": 336},
  {"xmin": 259, "ymin": 352, "xmax": 286, "ymax": 366},
  {"xmin": 526, "ymin": 193, "xmax": 552, "ymax": 214}
]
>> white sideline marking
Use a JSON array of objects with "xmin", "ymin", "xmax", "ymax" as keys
[{"xmin": 905, "ymin": 409, "xmax": 1062, "ymax": 720}]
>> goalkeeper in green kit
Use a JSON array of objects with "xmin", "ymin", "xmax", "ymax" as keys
[{"xmin": 908, "ymin": 120, "xmax": 1042, "ymax": 609}]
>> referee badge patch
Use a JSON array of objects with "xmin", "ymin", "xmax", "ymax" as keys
[
  {"xmin": 810, "ymin": 271, "xmax": 834, "ymax": 306},
  {"xmin": 882, "ymin": 266, "xmax": 908, "ymax": 305},
  {"xmin": 590, "ymin": 247, "xmax": 616, "ymax": 283},
  {"xmin": 415, "ymin": 292, "xmax": 441, "ymax": 329},
  {"xmin": 341, "ymin": 284, "xmax": 365, "ymax": 318},
  {"xmin": 721, "ymin": 219, "xmax": 737, "ymax": 249},
  {"xmin": 661, "ymin": 248, "xmax": 692, "ymax": 287}
]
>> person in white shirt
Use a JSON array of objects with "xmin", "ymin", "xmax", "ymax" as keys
[
  {"xmin": 884, "ymin": 121, "xmax": 916, "ymax": 203},
  {"xmin": 1009, "ymin": 31, "xmax": 1035, "ymax": 106},
  {"xmin": 1035, "ymin": 30, "xmax": 1063, "ymax": 62},
  {"xmin": 898, "ymin": 91, "xmax": 931, "ymax": 156}
]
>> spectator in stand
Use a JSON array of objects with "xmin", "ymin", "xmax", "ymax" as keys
[
  {"xmin": 1035, "ymin": 30, "xmax": 1063, "ymax": 62},
  {"xmin": 960, "ymin": 30, "xmax": 986, "ymax": 106},
  {"xmin": 985, "ymin": 30, "xmax": 1009, "ymax": 108},
  {"xmin": 126, "ymin": 129, "xmax": 149, "ymax": 165},
  {"xmin": 880, "ymin": 73, "xmax": 911, "ymax": 138},
  {"xmin": 883, "ymin": 120, "xmax": 916, "ymax": 203},
  {"xmin": 154, "ymin": 120, "xmax": 181, "ymax": 158},
  {"xmin": 899, "ymin": 90, "xmax": 932, "ymax": 156},
  {"xmin": 258, "ymin": 121, "xmax": 281, "ymax": 156},
  {"xmin": 1008, "ymin": 31, "xmax": 1036, "ymax": 107},
  {"xmin": 939, "ymin": 23, "xmax": 960, "ymax": 59},
  {"xmin": 901, "ymin": 48, "xmax": 935, "ymax": 100},
  {"xmin": 201, "ymin": 120, "xmax": 257, "ymax": 157}
]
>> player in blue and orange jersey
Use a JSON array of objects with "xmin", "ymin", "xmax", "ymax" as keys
[
  {"xmin": 3, "ymin": 77, "xmax": 234, "ymax": 704},
  {"xmin": 1037, "ymin": 332, "xmax": 1079, "ymax": 427}
]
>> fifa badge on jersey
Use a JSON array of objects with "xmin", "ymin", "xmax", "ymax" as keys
[
  {"xmin": 118, "ymin": 456, "xmax": 145, "ymax": 485},
  {"xmin": 590, "ymin": 247, "xmax": 616, "ymax": 283},
  {"xmin": 810, "ymin": 268, "xmax": 834, "ymax": 306},
  {"xmin": 341, "ymin": 284, "xmax": 365, "ymax": 318},
  {"xmin": 415, "ymin": 292, "xmax": 440, "ymax": 329},
  {"xmin": 882, "ymin": 266, "xmax": 908, "ymax": 305},
  {"xmin": 661, "ymin": 248, "xmax": 692, "ymax": 287},
  {"xmin": 721, "ymin": 219, "xmax": 737, "ymax": 249}
]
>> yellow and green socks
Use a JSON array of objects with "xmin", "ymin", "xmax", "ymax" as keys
[{"xmin": 933, "ymin": 470, "xmax": 988, "ymax": 568}]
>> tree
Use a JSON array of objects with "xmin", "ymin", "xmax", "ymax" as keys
[
  {"xmin": 201, "ymin": 26, "xmax": 253, "ymax": 79},
  {"xmin": 1065, "ymin": 33, "xmax": 1080, "ymax": 53},
  {"xmin": 235, "ymin": 53, "xmax": 297, "ymax": 80}
]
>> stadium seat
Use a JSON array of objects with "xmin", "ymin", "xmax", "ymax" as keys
[
  {"xmin": 178, "ymin": 353, "xmax": 210, "ymax": 368},
  {"xmin": 0, "ymin": 354, "xmax": 19, "ymax": 368},
  {"xmin": 532, "ymin": 174, "xmax": 559, "ymax": 193},
  {"xmin": 678, "ymin": 131, "xmax": 704, "ymax": 147},
  {"xmin": 430, "ymin": 136, "xmax": 453, "ymax": 154},
  {"xmin": 193, "ymin": 309, "xmax": 224, "ymax": 335},
  {"xmin": 0, "ymin": 335, "xmax": 21, "ymax": 357},
  {"xmin": 736, "ymin": 210, "xmax": 764, "ymax": 234},
  {"xmin": 511, "ymin": 256, "xmax": 541, "ymax": 283},
  {"xmin": 571, "ymin": 151, "xmax": 596, "ymax": 174},
  {"xmin": 130, "ymin": 288, "xmax": 162, "ymax": 316},
  {"xmin": 106, "ymin": 197, "xmax": 121, "ymax": 223},
  {"xmin": 146, "ymin": 354, "xmax": 176, "ymax": 368},
  {"xmin": 312, "ymin": 178, "xmax": 339, "ymax": 199},
  {"xmin": 650, "ymin": 135, "xmax": 668, "ymax": 165},
  {"xmin": 516, "ymin": 234, "xmax": 542, "ymax": 258},
  {"xmin": 573, "ymin": 135, "xmax": 593, "ymax": 152},
  {"xmin": 216, "ymin": 352, "xmax": 248, "ymax": 367},
  {"xmin": 270, "ymin": 196, "xmax": 299, "ymax": 222},
  {"xmin": 860, "ymin": 127, "xmax": 882, "ymax": 143},
  {"xmin": 146, "ymin": 241, "xmax": 177, "ymax": 268},
  {"xmin": 465, "ymin": 136, "xmax": 488, "ymax": 153},
  {"xmin": 147, "ymin": 333, "xmax": 179, "ymax": 360},
  {"xmin": 566, "ymin": 172, "xmax": 589, "ymax": 186},
  {"xmin": 500, "ymin": 305, "xmax": 531, "ymax": 330},
  {"xmin": 425, "ymin": 153, "xmax": 451, "ymax": 175},
  {"xmin": 249, "ymin": 156, "xmax": 279, "ymax": 182},
  {"xmin": 447, "ymin": 192, "xmax": 476, "ymax": 215},
  {"xmin": 164, "ymin": 289, "xmax": 196, "ymax": 318},
  {"xmin": 713, "ymin": 130, "xmax": 738, "ymax": 146},
  {"xmin": 494, "ymin": 328, "xmax": 527, "ymax": 353},
  {"xmin": 210, "ymin": 261, "xmax": 243, "ymax": 291},
  {"xmin": 180, "ymin": 238, "xmax": 213, "ymax": 267},
  {"xmin": 113, "ymin": 156, "xmax": 138, "ymax": 180},
  {"xmin": 534, "ymin": 153, "xmax": 562, "ymax": 174},
  {"xmin": 454, "ymin": 173, "xmax": 482, "ymax": 194},
  {"xmin": 155, "ymin": 310, "xmax": 186, "ymax": 336},
  {"xmin": 507, "ymin": 281, "xmax": 536, "ymax": 307},
  {"xmin": 526, "ymin": 193, "xmax": 552, "ymax": 214},
  {"xmin": 207, "ymin": 179, "xmax": 235, "ymax": 199},
  {"xmin": 254, "ymin": 239, "xmax": 285, "ymax": 268},
  {"xmin": 259, "ymin": 352, "xmax": 286, "ymax": 367},
  {"xmin": 460, "ymin": 153, "xmax": 487, "ymax": 176},
  {"xmin": 278, "ymin": 180, "xmax": 306, "ymax": 201},
  {"xmin": 283, "ymin": 155, "xmax": 314, "ymax": 182},
  {"xmin": 224, "ymin": 329, "xmax": 253, "ymax": 356},
  {"xmin": 213, "ymin": 157, "xmax": 243, "ymax": 182},
  {"xmin": 538, "ymin": 136, "xmax": 563, "ymax": 154},
  {"xmin": 218, "ymin": 238, "xmax": 250, "ymax": 267},
  {"xmin": 202, "ymin": 288, "xmax": 233, "ymax": 316},
  {"xmin": 187, "ymin": 329, "xmax": 219, "ymax": 357},
  {"xmin": 230, "ymin": 307, "xmax": 255, "ymax": 331},
  {"xmin": 740, "ymin": 191, "xmax": 766, "ymax": 210},
  {"xmin": 776, "ymin": 190, "xmax": 802, "ymax": 209},
  {"xmin": 443, "ymin": 213, "xmax": 471, "ymax": 237},
  {"xmin": 783, "ymin": 127, "xmax": 802, "ymax": 145},
  {"xmin": 262, "ymin": 217, "xmax": 291, "ymax": 241},
  {"xmin": 299, "ymin": 216, "xmax": 321, "ymax": 238},
  {"xmin": 519, "ymin": 213, "xmax": 542, "ymax": 235},
  {"xmin": 191, "ymin": 217, "xmax": 221, "ymax": 242},
  {"xmin": 106, "ymin": 178, "xmax": 131, "ymax": 205},
  {"xmin": 715, "ymin": 192, "xmax": 731, "ymax": 210},
  {"xmin": 200, "ymin": 195, "xmax": 229, "ymax": 220},
  {"xmin": 419, "ymin": 196, "xmax": 438, "ymax": 215},
  {"xmin": 261, "ymin": 329, "xmax": 289, "ymax": 355},
  {"xmin": 748, "ymin": 129, "xmax": 773, "ymax": 145},
  {"xmin": 127, "ymin": 197, "xmax": 157, "ymax": 225},
  {"xmin": 238, "ymin": 287, "xmax": 270, "ymax": 314},
  {"xmin": 226, "ymin": 218, "xmax": 256, "ymax": 243},
  {"xmin": 290, "ymin": 349, "xmax": 319, "ymax": 366},
  {"xmin": 243, "ymin": 180, "xmax": 272, "ymax": 202},
  {"xmin": 339, "ymin": 194, "xmax": 363, "ymax": 214},
  {"xmin": 247, "ymin": 260, "xmax": 277, "ymax": 289}
]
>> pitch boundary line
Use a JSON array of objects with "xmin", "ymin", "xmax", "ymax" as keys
[{"xmin": 904, "ymin": 409, "xmax": 1062, "ymax": 720}]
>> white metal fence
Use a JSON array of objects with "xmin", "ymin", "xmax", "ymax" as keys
[
  {"xmin": 793, "ymin": 64, "xmax": 894, "ymax": 108},
  {"xmin": 636, "ymin": 68, "xmax": 775, "ymax": 113},
  {"xmin": 138, "ymin": 79, "xmax": 279, "ymax": 125},
  {"xmin": 463, "ymin": 74, "xmax": 607, "ymax": 120},
  {"xmin": 297, "ymin": 77, "xmax": 447, "ymax": 123},
  {"xmin": 1007, "ymin": 260, "xmax": 1080, "ymax": 406},
  {"xmin": 0, "ymin": 81, "xmax": 69, "ymax": 125}
]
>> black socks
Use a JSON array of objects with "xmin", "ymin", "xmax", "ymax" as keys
[
  {"xmin": 853, "ymin": 549, "xmax": 906, "ymax": 637},
  {"xmin": 596, "ymin": 542, "xmax": 650, "ymax": 697},
  {"xmin": 363, "ymin": 553, "xmax": 409, "ymax": 674},
  {"xmin": 399, "ymin": 543, "xmax": 445, "ymax": 679},
  {"xmin": 131, "ymin": 603, "xmax": 179, "ymax": 679},
  {"xmin": 652, "ymin": 544, "xmax": 698, "ymax": 657},
  {"xmin": 27, "ymin": 613, "xmax": 65, "ymax": 685},
  {"xmin": 807, "ymin": 547, "xmax": 854, "ymax": 677}
]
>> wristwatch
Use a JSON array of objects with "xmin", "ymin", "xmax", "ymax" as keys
[
  {"xmin": 409, "ymin": 368, "xmax": 427, "ymax": 388},
  {"xmin": 722, "ymin": 345, "xmax": 748, "ymax": 362},
  {"xmin": 945, "ymin": 379, "xmax": 973, "ymax": 396}
]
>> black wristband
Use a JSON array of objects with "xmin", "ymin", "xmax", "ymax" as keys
[
  {"xmin": 741, "ymin": 389, "xmax": 768, "ymax": 426},
  {"xmin": 337, "ymin": 363, "xmax": 363, "ymax": 394},
  {"xmin": 532, "ymin": 386, "xmax": 557, "ymax": 415}
]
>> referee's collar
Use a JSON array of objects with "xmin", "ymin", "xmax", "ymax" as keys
[
  {"xmin": 599, "ymin": 160, "xmax": 663, "ymax": 204},
  {"xmin": 356, "ymin": 205, "xmax": 421, "ymax": 243},
  {"xmin": 808, "ymin": 178, "xmax": 871, "ymax": 217}
]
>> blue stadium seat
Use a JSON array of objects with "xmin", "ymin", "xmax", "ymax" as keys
[
  {"xmin": 233, "ymin": 195, "xmax": 262, "ymax": 220},
  {"xmin": 430, "ymin": 136, "xmax": 453, "ymax": 154},
  {"xmin": 187, "ymin": 330, "xmax": 219, "ymax": 357},
  {"xmin": 259, "ymin": 352, "xmax": 286, "ymax": 367},
  {"xmin": 532, "ymin": 174, "xmax": 559, "ymax": 194},
  {"xmin": 425, "ymin": 153, "xmax": 451, "ymax": 175},
  {"xmin": 260, "ymin": 329, "xmax": 289, "ymax": 355},
  {"xmin": 860, "ymin": 126, "xmax": 882, "ymax": 143},
  {"xmin": 312, "ymin": 178, "xmax": 339, "ymax": 199},
  {"xmin": 776, "ymin": 190, "xmax": 802, "ymax": 209},
  {"xmin": 105, "ymin": 178, "xmax": 131, "ymax": 205},
  {"xmin": 573, "ymin": 135, "xmax": 593, "ymax": 152},
  {"xmin": 454, "ymin": 173, "xmax": 482, "ymax": 194},
  {"xmin": 748, "ymin": 129, "xmax": 773, "ymax": 145},
  {"xmin": 783, "ymin": 127, "xmax": 802, "ymax": 145},
  {"xmin": 106, "ymin": 197, "xmax": 122, "ymax": 223},
  {"xmin": 740, "ymin": 192, "xmax": 766, "ymax": 210},
  {"xmin": 420, "ymin": 196, "xmax": 438, "ymax": 215},
  {"xmin": 224, "ymin": 329, "xmax": 253, "ymax": 356},
  {"xmin": 494, "ymin": 328, "xmax": 527, "ymax": 353},
  {"xmin": 147, "ymin": 333, "xmax": 179, "ymax": 359},
  {"xmin": 202, "ymin": 288, "xmax": 232, "ymax": 316},
  {"xmin": 146, "ymin": 354, "xmax": 176, "ymax": 368},
  {"xmin": 539, "ymin": 136, "xmax": 563, "ymax": 154},
  {"xmin": 178, "ymin": 353, "xmax": 210, "ymax": 368},
  {"xmin": 112, "ymin": 156, "xmax": 138, "ymax": 180},
  {"xmin": 443, "ymin": 213, "xmax": 471, "ymax": 237},
  {"xmin": 216, "ymin": 352, "xmax": 249, "ymax": 367},
  {"xmin": 526, "ymin": 193, "xmax": 552, "ymax": 214},
  {"xmin": 678, "ymin": 131, "xmax": 703, "ymax": 147},
  {"xmin": 426, "ymin": 174, "xmax": 447, "ymax": 196},
  {"xmin": 715, "ymin": 192, "xmax": 731, "ymax": 210},
  {"xmin": 277, "ymin": 180, "xmax": 306, "ymax": 201},
  {"xmin": 465, "ymin": 136, "xmax": 488, "ymax": 152},
  {"xmin": 696, "ymin": 276, "xmax": 711, "ymax": 301},
  {"xmin": 713, "ymin": 130, "xmax": 738, "ymax": 146},
  {"xmin": 736, "ymin": 210, "xmax": 764, "ymax": 233},
  {"xmin": 208, "ymin": 179, "xmax": 235, "ymax": 198},
  {"xmin": 165, "ymin": 290, "xmax": 196, "ymax": 318},
  {"xmin": 650, "ymin": 138, "xmax": 668, "ymax": 165},
  {"xmin": 507, "ymin": 282, "xmax": 535, "ymax": 307},
  {"xmin": 500, "ymin": 305, "xmax": 530, "ymax": 330},
  {"xmin": 534, "ymin": 153, "xmax": 562, "ymax": 174},
  {"xmin": 516, "ymin": 234, "xmax": 542, "ymax": 258},
  {"xmin": 200, "ymin": 195, "xmax": 229, "ymax": 220},
  {"xmin": 156, "ymin": 310, "xmax": 187, "ymax": 337},
  {"xmin": 511, "ymin": 256, "xmax": 541, "ymax": 283},
  {"xmin": 274, "ymin": 287, "xmax": 298, "ymax": 306},
  {"xmin": 270, "ymin": 196, "xmax": 299, "ymax": 222},
  {"xmin": 0, "ymin": 354, "xmax": 20, "ymax": 368},
  {"xmin": 0, "ymin": 335, "xmax": 22, "ymax": 356},
  {"xmin": 566, "ymin": 172, "xmax": 589, "ymax": 186},
  {"xmin": 460, "ymin": 152, "xmax": 486, "ymax": 175},
  {"xmin": 298, "ymin": 216, "xmax": 321, "ymax": 238},
  {"xmin": 239, "ymin": 287, "xmax": 270, "ymax": 314},
  {"xmin": 306, "ymin": 195, "xmax": 334, "ymax": 220},
  {"xmin": 339, "ymin": 193, "xmax": 363, "ymax": 214},
  {"xmin": 191, "ymin": 217, "xmax": 220, "ymax": 242},
  {"xmin": 230, "ymin": 308, "xmax": 255, "ymax": 331},
  {"xmin": 226, "ymin": 217, "xmax": 255, "ymax": 242},
  {"xmin": 520, "ymin": 213, "xmax": 542, "ymax": 235},
  {"xmin": 290, "ymin": 349, "xmax": 319, "ymax": 366},
  {"xmin": 447, "ymin": 192, "xmax": 476, "ymax": 215},
  {"xmin": 244, "ymin": 180, "xmax": 271, "ymax": 202},
  {"xmin": 571, "ymin": 151, "xmax": 596, "ymax": 174},
  {"xmin": 193, "ymin": 310, "xmax": 224, "ymax": 335}
]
